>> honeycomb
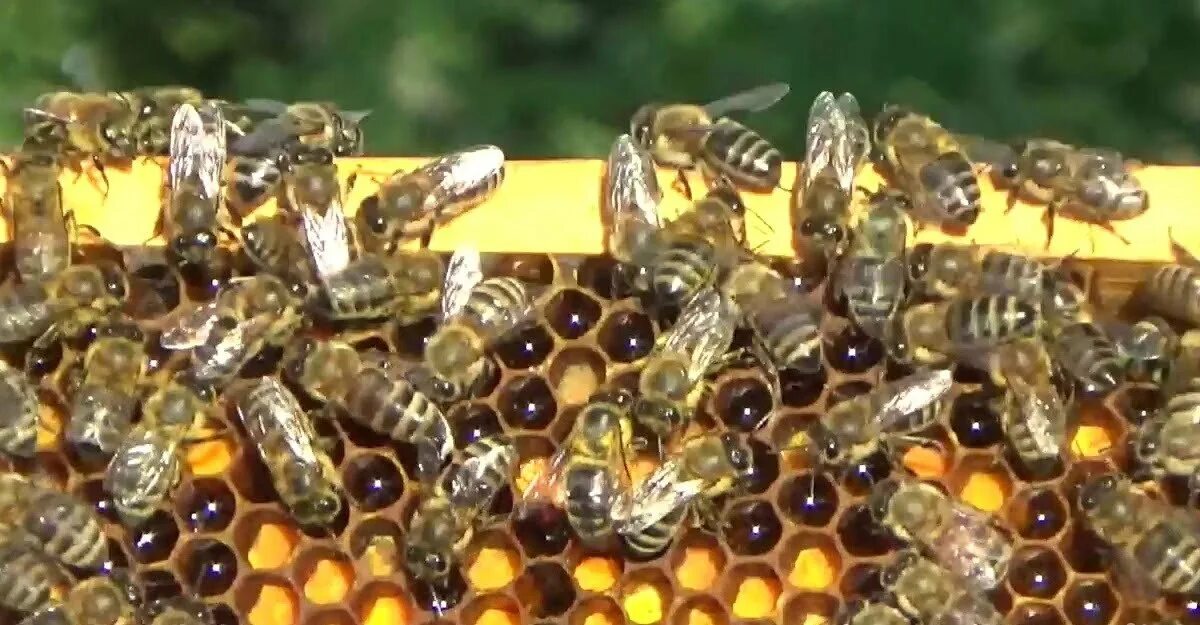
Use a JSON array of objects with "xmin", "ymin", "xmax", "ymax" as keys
[{"xmin": 0, "ymin": 159, "xmax": 1195, "ymax": 625}]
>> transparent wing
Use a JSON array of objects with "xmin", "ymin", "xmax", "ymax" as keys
[
  {"xmin": 834, "ymin": 92, "xmax": 870, "ymax": 191},
  {"xmin": 167, "ymin": 103, "xmax": 203, "ymax": 192},
  {"xmin": 237, "ymin": 377, "xmax": 321, "ymax": 467},
  {"xmin": 661, "ymin": 288, "xmax": 739, "ymax": 384},
  {"xmin": 803, "ymin": 91, "xmax": 837, "ymax": 189},
  {"xmin": 189, "ymin": 314, "xmax": 273, "ymax": 382},
  {"xmin": 424, "ymin": 144, "xmax": 505, "ymax": 207},
  {"xmin": 195, "ymin": 101, "xmax": 227, "ymax": 201},
  {"xmin": 104, "ymin": 426, "xmax": 180, "ymax": 523},
  {"xmin": 518, "ymin": 440, "xmax": 574, "ymax": 512},
  {"xmin": 159, "ymin": 301, "xmax": 221, "ymax": 350},
  {"xmin": 874, "ymin": 369, "xmax": 955, "ymax": 431},
  {"xmin": 929, "ymin": 591, "xmax": 1005, "ymax": 625},
  {"xmin": 926, "ymin": 501, "xmax": 1013, "ymax": 591},
  {"xmin": 616, "ymin": 459, "xmax": 704, "ymax": 535},
  {"xmin": 702, "ymin": 82, "xmax": 791, "ymax": 118},
  {"xmin": 1006, "ymin": 377, "xmax": 1067, "ymax": 457},
  {"xmin": 441, "ymin": 246, "xmax": 483, "ymax": 321},
  {"xmin": 448, "ymin": 435, "xmax": 515, "ymax": 523},
  {"xmin": 303, "ymin": 197, "xmax": 350, "ymax": 281},
  {"xmin": 242, "ymin": 98, "xmax": 290, "ymax": 114},
  {"xmin": 605, "ymin": 134, "xmax": 662, "ymax": 234}
]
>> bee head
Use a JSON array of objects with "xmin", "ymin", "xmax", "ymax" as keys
[
  {"xmin": 799, "ymin": 218, "xmax": 845, "ymax": 254},
  {"xmin": 1076, "ymin": 473, "xmax": 1120, "ymax": 512},
  {"xmin": 906, "ymin": 243, "xmax": 933, "ymax": 284},
  {"xmin": 719, "ymin": 432, "xmax": 754, "ymax": 477},
  {"xmin": 629, "ymin": 104, "xmax": 658, "ymax": 149},
  {"xmin": 101, "ymin": 120, "xmax": 137, "ymax": 159},
  {"xmin": 405, "ymin": 544, "xmax": 453, "ymax": 582},
  {"xmin": 865, "ymin": 478, "xmax": 901, "ymax": 524},
  {"xmin": 804, "ymin": 421, "xmax": 846, "ymax": 468},
  {"xmin": 871, "ymin": 105, "xmax": 909, "ymax": 146},
  {"xmin": 170, "ymin": 231, "xmax": 218, "ymax": 267},
  {"xmin": 281, "ymin": 337, "xmax": 318, "ymax": 385}
]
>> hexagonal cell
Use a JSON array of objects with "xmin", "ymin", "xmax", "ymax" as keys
[
  {"xmin": 546, "ymin": 289, "xmax": 602, "ymax": 339},
  {"xmin": 779, "ymin": 367, "xmax": 828, "ymax": 407},
  {"xmin": 950, "ymin": 389, "xmax": 1004, "ymax": 448},
  {"xmin": 234, "ymin": 508, "xmax": 301, "ymax": 571},
  {"xmin": 1113, "ymin": 385, "xmax": 1162, "ymax": 426},
  {"xmin": 349, "ymin": 516, "xmax": 403, "ymax": 578},
  {"xmin": 139, "ymin": 568, "xmax": 183, "ymax": 604},
  {"xmin": 185, "ymin": 421, "xmax": 239, "ymax": 478},
  {"xmin": 779, "ymin": 472, "xmax": 839, "ymax": 527},
  {"xmin": 180, "ymin": 538, "xmax": 239, "ymax": 597},
  {"xmin": 836, "ymin": 504, "xmax": 897, "ymax": 557},
  {"xmin": 598, "ymin": 309, "xmax": 655, "ymax": 363},
  {"xmin": 712, "ymin": 374, "xmax": 774, "ymax": 432},
  {"xmin": 782, "ymin": 592, "xmax": 839, "ymax": 625},
  {"xmin": 461, "ymin": 593, "xmax": 521, "ymax": 625},
  {"xmin": 1010, "ymin": 602, "xmax": 1066, "ymax": 625},
  {"xmin": 449, "ymin": 403, "xmax": 504, "ymax": 448},
  {"xmin": 670, "ymin": 596, "xmax": 729, "ymax": 625},
  {"xmin": 744, "ymin": 438, "xmax": 780, "ymax": 494},
  {"xmin": 839, "ymin": 563, "xmax": 884, "ymax": 600},
  {"xmin": 495, "ymin": 325, "xmax": 555, "ymax": 370},
  {"xmin": 1009, "ymin": 547, "xmax": 1068, "ymax": 599},
  {"xmin": 1007, "ymin": 488, "xmax": 1068, "ymax": 540},
  {"xmin": 780, "ymin": 532, "xmax": 841, "ymax": 591},
  {"xmin": 515, "ymin": 562, "xmax": 577, "ymax": 618},
  {"xmin": 229, "ymin": 448, "xmax": 279, "ymax": 504},
  {"xmin": 841, "ymin": 451, "xmax": 894, "ymax": 495},
  {"xmin": 74, "ymin": 478, "xmax": 119, "ymax": 523},
  {"xmin": 620, "ymin": 569, "xmax": 674, "ymax": 625},
  {"xmin": 546, "ymin": 347, "xmax": 607, "ymax": 406},
  {"xmin": 1114, "ymin": 607, "xmax": 1165, "ymax": 625},
  {"xmin": 234, "ymin": 573, "xmax": 298, "ymax": 625},
  {"xmin": 1063, "ymin": 580, "xmax": 1119, "ymax": 625},
  {"xmin": 409, "ymin": 567, "xmax": 467, "ymax": 615},
  {"xmin": 210, "ymin": 603, "xmax": 240, "ymax": 625},
  {"xmin": 303, "ymin": 609, "xmax": 356, "ymax": 625},
  {"xmin": 570, "ymin": 550, "xmax": 622, "ymax": 594},
  {"xmin": 128, "ymin": 509, "xmax": 181, "ymax": 564},
  {"xmin": 949, "ymin": 455, "xmax": 1014, "ymax": 513},
  {"xmin": 175, "ymin": 478, "xmax": 237, "ymax": 533},
  {"xmin": 100, "ymin": 537, "xmax": 130, "ymax": 576},
  {"xmin": 353, "ymin": 581, "xmax": 411, "ymax": 625},
  {"xmin": 721, "ymin": 499, "xmax": 782, "ymax": 556},
  {"xmin": 570, "ymin": 597, "xmax": 625, "ymax": 625},
  {"xmin": 669, "ymin": 531, "xmax": 726, "ymax": 592},
  {"xmin": 512, "ymin": 503, "xmax": 570, "ymax": 558},
  {"xmin": 499, "ymin": 375, "xmax": 558, "ymax": 430},
  {"xmin": 295, "ymin": 546, "xmax": 355, "ymax": 605},
  {"xmin": 465, "ymin": 530, "xmax": 521, "ymax": 592},
  {"xmin": 342, "ymin": 452, "xmax": 405, "ymax": 512},
  {"xmin": 1070, "ymin": 402, "xmax": 1123, "ymax": 460},
  {"xmin": 824, "ymin": 325, "xmax": 884, "ymax": 373},
  {"xmin": 720, "ymin": 562, "xmax": 781, "ymax": 621},
  {"xmin": 577, "ymin": 256, "xmax": 627, "ymax": 300}
]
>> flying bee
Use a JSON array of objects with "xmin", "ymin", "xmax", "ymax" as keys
[
  {"xmin": 519, "ymin": 389, "xmax": 635, "ymax": 547},
  {"xmin": 1077, "ymin": 472, "xmax": 1200, "ymax": 595},
  {"xmin": 881, "ymin": 549, "xmax": 1005, "ymax": 625},
  {"xmin": 836, "ymin": 187, "xmax": 908, "ymax": 340},
  {"xmin": 970, "ymin": 137, "xmax": 1147, "ymax": 245},
  {"xmin": 3, "ymin": 142, "xmax": 71, "ymax": 284},
  {"xmin": 603, "ymin": 133, "xmax": 663, "ymax": 270},
  {"xmin": 872, "ymin": 105, "xmax": 981, "ymax": 227},
  {"xmin": 868, "ymin": 477, "xmax": 1012, "ymax": 591},
  {"xmin": 0, "ymin": 472, "xmax": 109, "ymax": 570},
  {"xmin": 236, "ymin": 377, "xmax": 342, "ymax": 528},
  {"xmin": 1143, "ymin": 238, "xmax": 1200, "ymax": 327},
  {"xmin": 357, "ymin": 145, "xmax": 506, "ymax": 253},
  {"xmin": 0, "ymin": 539, "xmax": 67, "ymax": 614},
  {"xmin": 889, "ymin": 294, "xmax": 1041, "ymax": 366},
  {"xmin": 25, "ymin": 91, "xmax": 139, "ymax": 163},
  {"xmin": 162, "ymin": 101, "xmax": 231, "ymax": 269},
  {"xmin": 105, "ymin": 375, "xmax": 212, "ymax": 527},
  {"xmin": 793, "ymin": 91, "xmax": 870, "ymax": 258},
  {"xmin": 1051, "ymin": 321, "xmax": 1125, "ymax": 397},
  {"xmin": 239, "ymin": 214, "xmax": 314, "ymax": 298},
  {"xmin": 630, "ymin": 82, "xmax": 790, "ymax": 196},
  {"xmin": 836, "ymin": 601, "xmax": 910, "ymax": 625},
  {"xmin": 0, "ymin": 260, "xmax": 128, "ymax": 355},
  {"xmin": 125, "ymin": 85, "xmax": 206, "ymax": 155},
  {"xmin": 404, "ymin": 434, "xmax": 514, "ymax": 597},
  {"xmin": 234, "ymin": 99, "xmax": 370, "ymax": 157},
  {"xmin": 17, "ymin": 571, "xmax": 141, "ymax": 625},
  {"xmin": 779, "ymin": 368, "xmax": 951, "ymax": 474},
  {"xmin": 992, "ymin": 340, "xmax": 1069, "ymax": 478},
  {"xmin": 306, "ymin": 249, "xmax": 443, "ymax": 323},
  {"xmin": 423, "ymin": 247, "xmax": 538, "ymax": 403},
  {"xmin": 633, "ymin": 287, "xmax": 739, "ymax": 445},
  {"xmin": 615, "ymin": 432, "xmax": 754, "ymax": 557},
  {"xmin": 64, "ymin": 316, "xmax": 147, "ymax": 462}
]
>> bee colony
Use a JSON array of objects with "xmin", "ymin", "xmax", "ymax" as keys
[{"xmin": 0, "ymin": 84, "xmax": 1197, "ymax": 625}]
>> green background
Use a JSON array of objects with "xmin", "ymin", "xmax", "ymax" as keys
[{"xmin": 3, "ymin": 0, "xmax": 1198, "ymax": 161}]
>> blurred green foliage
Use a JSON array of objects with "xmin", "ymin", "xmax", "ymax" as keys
[{"xmin": 3, "ymin": 0, "xmax": 1200, "ymax": 161}]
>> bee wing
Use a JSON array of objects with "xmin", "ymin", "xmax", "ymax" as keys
[
  {"xmin": 159, "ymin": 301, "xmax": 222, "ymax": 350},
  {"xmin": 929, "ymin": 591, "xmax": 1005, "ymax": 625},
  {"xmin": 803, "ymin": 91, "xmax": 838, "ymax": 189},
  {"xmin": 426, "ymin": 144, "xmax": 506, "ymax": 202},
  {"xmin": 189, "ymin": 314, "xmax": 274, "ymax": 383},
  {"xmin": 196, "ymin": 101, "xmax": 227, "ymax": 201},
  {"xmin": 616, "ymin": 459, "xmax": 704, "ymax": 536},
  {"xmin": 1005, "ymin": 377, "xmax": 1067, "ymax": 457},
  {"xmin": 517, "ymin": 440, "xmax": 574, "ymax": 512},
  {"xmin": 242, "ymin": 98, "xmax": 290, "ymax": 115},
  {"xmin": 702, "ymin": 82, "xmax": 791, "ymax": 118},
  {"xmin": 302, "ymin": 198, "xmax": 351, "ymax": 282},
  {"xmin": 22, "ymin": 108, "xmax": 71, "ymax": 127},
  {"xmin": 926, "ymin": 500, "xmax": 1013, "ymax": 592},
  {"xmin": 873, "ymin": 368, "xmax": 954, "ymax": 431},
  {"xmin": 104, "ymin": 426, "xmax": 180, "ymax": 526},
  {"xmin": 441, "ymin": 246, "xmax": 483, "ymax": 322},
  {"xmin": 448, "ymin": 436, "xmax": 515, "ymax": 522},
  {"xmin": 605, "ymin": 134, "xmax": 662, "ymax": 234},
  {"xmin": 661, "ymin": 287, "xmax": 739, "ymax": 385},
  {"xmin": 834, "ymin": 92, "xmax": 870, "ymax": 191},
  {"xmin": 237, "ymin": 377, "xmax": 321, "ymax": 466},
  {"xmin": 167, "ymin": 103, "xmax": 204, "ymax": 192}
]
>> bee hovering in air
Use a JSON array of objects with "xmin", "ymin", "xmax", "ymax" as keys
[
  {"xmin": 1077, "ymin": 472, "xmax": 1200, "ymax": 595},
  {"xmin": 630, "ymin": 82, "xmax": 789, "ymax": 197},
  {"xmin": 0, "ymin": 359, "xmax": 39, "ymax": 459},
  {"xmin": 868, "ymin": 477, "xmax": 1013, "ymax": 592},
  {"xmin": 889, "ymin": 294, "xmax": 1041, "ymax": 366},
  {"xmin": 162, "ymin": 101, "xmax": 233, "ymax": 270},
  {"xmin": 793, "ymin": 91, "xmax": 870, "ymax": 259},
  {"xmin": 872, "ymin": 105, "xmax": 981, "ymax": 228},
  {"xmin": 519, "ymin": 389, "xmax": 636, "ymax": 548},
  {"xmin": 64, "ymin": 316, "xmax": 148, "ymax": 463},
  {"xmin": 3, "ymin": 141, "xmax": 73, "ymax": 285},
  {"xmin": 0, "ymin": 472, "xmax": 110, "ymax": 570},
  {"xmin": 992, "ymin": 340, "xmax": 1070, "ymax": 478},
  {"xmin": 836, "ymin": 187, "xmax": 909, "ymax": 340},
  {"xmin": 236, "ymin": 377, "xmax": 343, "ymax": 528},
  {"xmin": 633, "ymin": 287, "xmax": 739, "ymax": 448},
  {"xmin": 881, "ymin": 549, "xmax": 1005, "ymax": 625},
  {"xmin": 357, "ymin": 145, "xmax": 506, "ymax": 253},
  {"xmin": 616, "ymin": 433, "xmax": 755, "ymax": 557}
]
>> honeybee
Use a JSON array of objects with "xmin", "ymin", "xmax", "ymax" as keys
[
  {"xmin": 423, "ymin": 247, "xmax": 538, "ymax": 403},
  {"xmin": 280, "ymin": 144, "xmax": 352, "ymax": 285},
  {"xmin": 0, "ymin": 539, "xmax": 67, "ymax": 613},
  {"xmin": 16, "ymin": 571, "xmax": 141, "ymax": 625},
  {"xmin": 239, "ymin": 214, "xmax": 314, "ymax": 297},
  {"xmin": 836, "ymin": 601, "xmax": 910, "ymax": 625},
  {"xmin": 881, "ymin": 549, "xmax": 1004, "ymax": 625},
  {"xmin": 1132, "ymin": 332, "xmax": 1200, "ymax": 501},
  {"xmin": 0, "ymin": 473, "xmax": 109, "ymax": 570},
  {"xmin": 780, "ymin": 368, "xmax": 951, "ymax": 473},
  {"xmin": 616, "ymin": 433, "xmax": 754, "ymax": 557},
  {"xmin": 793, "ymin": 91, "xmax": 870, "ymax": 258},
  {"xmin": 236, "ymin": 377, "xmax": 342, "ymax": 527},
  {"xmin": 0, "ymin": 261, "xmax": 129, "ymax": 352},
  {"xmin": 1113, "ymin": 317, "xmax": 1177, "ymax": 385},
  {"xmin": 1051, "ymin": 321, "xmax": 1125, "ymax": 397},
  {"xmin": 836, "ymin": 187, "xmax": 908, "ymax": 340},
  {"xmin": 889, "ymin": 294, "xmax": 1041, "ymax": 366},
  {"xmin": 105, "ymin": 375, "xmax": 211, "ymax": 527},
  {"xmin": 25, "ymin": 91, "xmax": 139, "ymax": 163},
  {"xmin": 630, "ymin": 83, "xmax": 790, "ymax": 195},
  {"xmin": 234, "ymin": 99, "xmax": 370, "ymax": 157},
  {"xmin": 645, "ymin": 186, "xmax": 744, "ymax": 305},
  {"xmin": 142, "ymin": 598, "xmax": 214, "ymax": 625},
  {"xmin": 727, "ymin": 260, "xmax": 823, "ymax": 373},
  {"xmin": 65, "ymin": 317, "xmax": 147, "ymax": 462},
  {"xmin": 1077, "ymin": 472, "xmax": 1200, "ymax": 595},
  {"xmin": 126, "ymin": 85, "xmax": 206, "ymax": 155},
  {"xmin": 306, "ymin": 249, "xmax": 443, "ymax": 323},
  {"xmin": 872, "ymin": 106, "xmax": 981, "ymax": 227},
  {"xmin": 3, "ymin": 143, "xmax": 71, "ymax": 284},
  {"xmin": 0, "ymin": 359, "xmax": 39, "ymax": 459},
  {"xmin": 993, "ymin": 340, "xmax": 1069, "ymax": 477},
  {"xmin": 633, "ymin": 287, "xmax": 739, "ymax": 445},
  {"xmin": 603, "ymin": 133, "xmax": 663, "ymax": 268},
  {"xmin": 162, "ymin": 102, "xmax": 231, "ymax": 269},
  {"xmin": 357, "ymin": 145, "xmax": 506, "ymax": 252},
  {"xmin": 1144, "ymin": 238, "xmax": 1200, "ymax": 326},
  {"xmin": 868, "ymin": 477, "xmax": 1012, "ymax": 591},
  {"xmin": 404, "ymin": 434, "xmax": 515, "ymax": 595},
  {"xmin": 519, "ymin": 389, "xmax": 635, "ymax": 547}
]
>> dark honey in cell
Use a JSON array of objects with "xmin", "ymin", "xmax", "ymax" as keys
[
  {"xmin": 99, "ymin": 538, "xmax": 128, "ymax": 576},
  {"xmin": 1009, "ymin": 548, "xmax": 1067, "ymax": 598},
  {"xmin": 1065, "ymin": 581, "xmax": 1117, "ymax": 625},
  {"xmin": 599, "ymin": 311, "xmax": 654, "ymax": 362},
  {"xmin": 1014, "ymin": 490, "xmax": 1067, "ymax": 539},
  {"xmin": 182, "ymin": 479, "xmax": 237, "ymax": 532},
  {"xmin": 129, "ymin": 510, "xmax": 180, "ymax": 564},
  {"xmin": 781, "ymin": 473, "xmax": 838, "ymax": 527},
  {"xmin": 547, "ymin": 289, "xmax": 602, "ymax": 339},
  {"xmin": 720, "ymin": 377, "xmax": 774, "ymax": 432},
  {"xmin": 410, "ymin": 567, "xmax": 466, "ymax": 614},
  {"xmin": 744, "ymin": 439, "xmax": 779, "ymax": 494},
  {"xmin": 77, "ymin": 479, "xmax": 119, "ymax": 523},
  {"xmin": 825, "ymin": 326, "xmax": 883, "ymax": 373},
  {"xmin": 951, "ymin": 389, "xmax": 1003, "ymax": 447},
  {"xmin": 185, "ymin": 539, "xmax": 238, "ymax": 596},
  {"xmin": 840, "ymin": 564, "xmax": 883, "ymax": 600},
  {"xmin": 523, "ymin": 563, "xmax": 577, "ymax": 617},
  {"xmin": 344, "ymin": 454, "xmax": 404, "ymax": 512},
  {"xmin": 843, "ymin": 451, "xmax": 892, "ymax": 495},
  {"xmin": 450, "ymin": 403, "xmax": 503, "ymax": 447},
  {"xmin": 394, "ymin": 317, "xmax": 438, "ymax": 358},
  {"xmin": 514, "ymin": 506, "xmax": 571, "ymax": 557},
  {"xmin": 722, "ymin": 500, "xmax": 782, "ymax": 556},
  {"xmin": 139, "ymin": 569, "xmax": 183, "ymax": 604},
  {"xmin": 1118, "ymin": 386, "xmax": 1162, "ymax": 425},
  {"xmin": 501, "ymin": 376, "xmax": 558, "ymax": 429},
  {"xmin": 210, "ymin": 604, "xmax": 240, "ymax": 625},
  {"xmin": 496, "ymin": 325, "xmax": 554, "ymax": 369},
  {"xmin": 837, "ymin": 504, "xmax": 896, "ymax": 556},
  {"xmin": 780, "ymin": 367, "xmax": 827, "ymax": 407}
]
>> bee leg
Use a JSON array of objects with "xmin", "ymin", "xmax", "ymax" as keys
[
  {"xmin": 672, "ymin": 169, "xmax": 693, "ymax": 200},
  {"xmin": 691, "ymin": 498, "xmax": 723, "ymax": 532},
  {"xmin": 1167, "ymin": 227, "xmax": 1200, "ymax": 266},
  {"xmin": 1043, "ymin": 198, "xmax": 1060, "ymax": 250},
  {"xmin": 89, "ymin": 155, "xmax": 111, "ymax": 198},
  {"xmin": 1093, "ymin": 220, "xmax": 1131, "ymax": 247}
]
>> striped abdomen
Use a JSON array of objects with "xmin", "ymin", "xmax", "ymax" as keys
[
  {"xmin": 341, "ymin": 368, "xmax": 445, "ymax": 443},
  {"xmin": 461, "ymin": 277, "xmax": 533, "ymax": 343},
  {"xmin": 314, "ymin": 255, "xmax": 398, "ymax": 320},
  {"xmin": 917, "ymin": 151, "xmax": 981, "ymax": 225},
  {"xmin": 1053, "ymin": 322, "xmax": 1123, "ymax": 397},
  {"xmin": 23, "ymin": 491, "xmax": 108, "ymax": 569},
  {"xmin": 621, "ymin": 503, "xmax": 686, "ymax": 557},
  {"xmin": 945, "ymin": 295, "xmax": 1039, "ymax": 349},
  {"xmin": 0, "ymin": 283, "xmax": 55, "ymax": 343},
  {"xmin": 1146, "ymin": 264, "xmax": 1200, "ymax": 325},
  {"xmin": 0, "ymin": 363, "xmax": 38, "ymax": 458},
  {"xmin": 979, "ymin": 252, "xmax": 1045, "ymax": 300},
  {"xmin": 446, "ymin": 435, "xmax": 515, "ymax": 510},
  {"xmin": 650, "ymin": 238, "xmax": 718, "ymax": 305},
  {"xmin": 434, "ymin": 164, "xmax": 505, "ymax": 222},
  {"xmin": 840, "ymin": 257, "xmax": 906, "ymax": 341},
  {"xmin": 564, "ymin": 462, "xmax": 620, "ymax": 542},
  {"xmin": 0, "ymin": 541, "xmax": 61, "ymax": 612},
  {"xmin": 750, "ymin": 298, "xmax": 822, "ymax": 372},
  {"xmin": 1133, "ymin": 519, "xmax": 1200, "ymax": 594},
  {"xmin": 702, "ymin": 118, "xmax": 782, "ymax": 191},
  {"xmin": 66, "ymin": 385, "xmax": 137, "ymax": 460},
  {"xmin": 1002, "ymin": 390, "xmax": 1066, "ymax": 475}
]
